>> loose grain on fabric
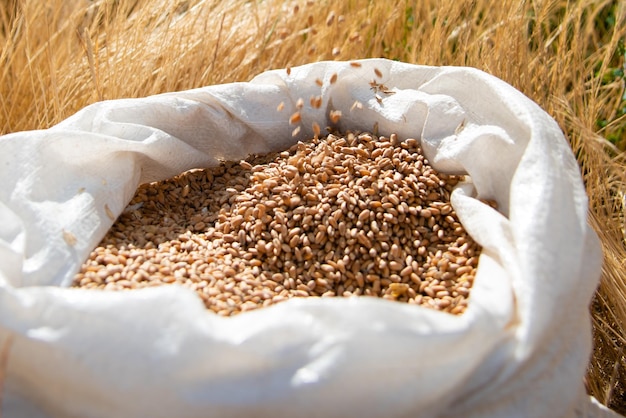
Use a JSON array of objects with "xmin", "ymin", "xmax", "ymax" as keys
[{"xmin": 73, "ymin": 132, "xmax": 481, "ymax": 316}]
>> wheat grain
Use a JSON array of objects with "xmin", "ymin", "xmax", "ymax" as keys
[{"xmin": 74, "ymin": 131, "xmax": 481, "ymax": 317}]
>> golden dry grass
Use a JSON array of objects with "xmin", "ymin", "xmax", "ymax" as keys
[{"xmin": 1, "ymin": 0, "xmax": 625, "ymax": 412}]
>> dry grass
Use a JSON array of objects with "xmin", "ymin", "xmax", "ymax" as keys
[
  {"xmin": 0, "ymin": 334, "xmax": 14, "ymax": 417},
  {"xmin": 1, "ymin": 0, "xmax": 625, "ymax": 412}
]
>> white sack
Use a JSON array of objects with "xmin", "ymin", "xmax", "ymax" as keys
[{"xmin": 0, "ymin": 59, "xmax": 620, "ymax": 417}]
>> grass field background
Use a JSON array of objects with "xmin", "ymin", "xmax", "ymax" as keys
[{"xmin": 1, "ymin": 0, "xmax": 625, "ymax": 412}]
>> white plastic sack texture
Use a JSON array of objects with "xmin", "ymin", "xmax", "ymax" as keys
[{"xmin": 0, "ymin": 59, "xmax": 620, "ymax": 417}]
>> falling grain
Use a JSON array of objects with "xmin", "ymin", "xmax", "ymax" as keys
[
  {"xmin": 326, "ymin": 11, "xmax": 335, "ymax": 26},
  {"xmin": 350, "ymin": 100, "xmax": 363, "ymax": 111},
  {"xmin": 63, "ymin": 230, "xmax": 77, "ymax": 246},
  {"xmin": 329, "ymin": 110, "xmax": 342, "ymax": 124},
  {"xmin": 312, "ymin": 122, "xmax": 321, "ymax": 138},
  {"xmin": 289, "ymin": 111, "xmax": 302, "ymax": 124},
  {"xmin": 310, "ymin": 95, "xmax": 323, "ymax": 108}
]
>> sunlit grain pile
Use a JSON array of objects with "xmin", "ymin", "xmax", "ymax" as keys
[
  {"xmin": 3, "ymin": 0, "xmax": 626, "ymax": 412},
  {"xmin": 73, "ymin": 132, "xmax": 479, "ymax": 316}
]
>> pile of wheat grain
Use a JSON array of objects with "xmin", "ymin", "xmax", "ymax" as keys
[{"xmin": 74, "ymin": 131, "xmax": 481, "ymax": 316}]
